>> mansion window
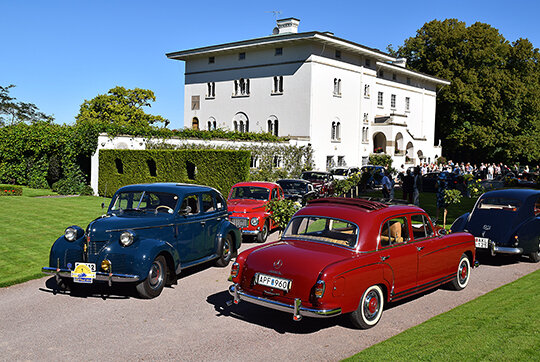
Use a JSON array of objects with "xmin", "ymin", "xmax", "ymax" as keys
[
  {"xmin": 391, "ymin": 94, "xmax": 396, "ymax": 109},
  {"xmin": 207, "ymin": 119, "xmax": 217, "ymax": 130},
  {"xmin": 238, "ymin": 52, "xmax": 246, "ymax": 60},
  {"xmin": 392, "ymin": 73, "xmax": 397, "ymax": 81},
  {"xmin": 272, "ymin": 76, "xmax": 283, "ymax": 94},
  {"xmin": 250, "ymin": 156, "xmax": 259, "ymax": 168},
  {"xmin": 335, "ymin": 50, "xmax": 341, "ymax": 59},
  {"xmin": 273, "ymin": 156, "xmax": 282, "ymax": 168},
  {"xmin": 362, "ymin": 127, "xmax": 369, "ymax": 143},
  {"xmin": 208, "ymin": 56, "xmax": 215, "ymax": 64},
  {"xmin": 405, "ymin": 97, "xmax": 410, "ymax": 112},
  {"xmin": 333, "ymin": 78, "xmax": 342, "ymax": 96},
  {"xmin": 331, "ymin": 121, "xmax": 341, "ymax": 141},
  {"xmin": 337, "ymin": 156, "xmax": 345, "ymax": 167},
  {"xmin": 365, "ymin": 58, "xmax": 371, "ymax": 67},
  {"xmin": 326, "ymin": 156, "xmax": 335, "ymax": 169},
  {"xmin": 363, "ymin": 113, "xmax": 369, "ymax": 124},
  {"xmin": 377, "ymin": 92, "xmax": 383, "ymax": 107},
  {"xmin": 233, "ymin": 120, "xmax": 249, "ymax": 133},
  {"xmin": 406, "ymin": 77, "xmax": 411, "ymax": 85},
  {"xmin": 364, "ymin": 84, "xmax": 370, "ymax": 98},
  {"xmin": 233, "ymin": 78, "xmax": 250, "ymax": 96},
  {"xmin": 275, "ymin": 47, "xmax": 283, "ymax": 56},
  {"xmin": 378, "ymin": 70, "xmax": 384, "ymax": 78},
  {"xmin": 267, "ymin": 118, "xmax": 279, "ymax": 136},
  {"xmin": 206, "ymin": 82, "xmax": 215, "ymax": 98}
]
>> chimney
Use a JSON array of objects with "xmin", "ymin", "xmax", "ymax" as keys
[
  {"xmin": 274, "ymin": 18, "xmax": 300, "ymax": 34},
  {"xmin": 393, "ymin": 58, "xmax": 407, "ymax": 68}
]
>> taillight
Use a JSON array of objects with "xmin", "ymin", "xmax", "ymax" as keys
[
  {"xmin": 314, "ymin": 280, "xmax": 325, "ymax": 298},
  {"xmin": 230, "ymin": 262, "xmax": 240, "ymax": 278}
]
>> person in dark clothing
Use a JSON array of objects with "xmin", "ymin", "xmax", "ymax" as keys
[
  {"xmin": 413, "ymin": 166, "xmax": 422, "ymax": 206},
  {"xmin": 402, "ymin": 170, "xmax": 414, "ymax": 204}
]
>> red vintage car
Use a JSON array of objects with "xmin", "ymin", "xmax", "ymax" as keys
[
  {"xmin": 227, "ymin": 181, "xmax": 284, "ymax": 243},
  {"xmin": 229, "ymin": 197, "xmax": 475, "ymax": 328}
]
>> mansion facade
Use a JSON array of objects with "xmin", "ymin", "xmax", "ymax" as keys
[{"xmin": 166, "ymin": 18, "xmax": 449, "ymax": 170}]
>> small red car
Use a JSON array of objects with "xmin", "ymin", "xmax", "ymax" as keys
[
  {"xmin": 227, "ymin": 181, "xmax": 284, "ymax": 243},
  {"xmin": 229, "ymin": 197, "xmax": 475, "ymax": 328}
]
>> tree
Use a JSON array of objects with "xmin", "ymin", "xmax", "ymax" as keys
[
  {"xmin": 75, "ymin": 86, "xmax": 168, "ymax": 129},
  {"xmin": 393, "ymin": 19, "xmax": 540, "ymax": 163},
  {"xmin": 0, "ymin": 85, "xmax": 53, "ymax": 126}
]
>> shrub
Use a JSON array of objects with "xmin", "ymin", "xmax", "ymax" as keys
[
  {"xmin": 369, "ymin": 153, "xmax": 393, "ymax": 168},
  {"xmin": 266, "ymin": 199, "xmax": 301, "ymax": 230}
]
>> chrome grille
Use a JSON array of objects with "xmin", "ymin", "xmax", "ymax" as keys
[
  {"xmin": 230, "ymin": 217, "xmax": 249, "ymax": 228},
  {"xmin": 88, "ymin": 241, "xmax": 107, "ymax": 255}
]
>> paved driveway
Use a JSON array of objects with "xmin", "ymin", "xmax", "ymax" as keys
[{"xmin": 1, "ymin": 232, "xmax": 538, "ymax": 361}]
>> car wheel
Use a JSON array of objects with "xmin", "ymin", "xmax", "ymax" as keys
[
  {"xmin": 215, "ymin": 234, "xmax": 234, "ymax": 267},
  {"xmin": 449, "ymin": 254, "xmax": 471, "ymax": 290},
  {"xmin": 349, "ymin": 285, "xmax": 384, "ymax": 329},
  {"xmin": 256, "ymin": 220, "xmax": 269, "ymax": 243},
  {"xmin": 528, "ymin": 242, "xmax": 540, "ymax": 263},
  {"xmin": 136, "ymin": 255, "xmax": 167, "ymax": 299}
]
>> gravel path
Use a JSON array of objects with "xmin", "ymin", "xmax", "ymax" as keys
[{"xmin": 1, "ymin": 232, "xmax": 538, "ymax": 361}]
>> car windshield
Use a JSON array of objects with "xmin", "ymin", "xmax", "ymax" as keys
[
  {"xmin": 283, "ymin": 216, "xmax": 358, "ymax": 248},
  {"xmin": 302, "ymin": 172, "xmax": 327, "ymax": 181},
  {"xmin": 110, "ymin": 191, "xmax": 179, "ymax": 213},
  {"xmin": 477, "ymin": 197, "xmax": 521, "ymax": 212},
  {"xmin": 229, "ymin": 186, "xmax": 270, "ymax": 200},
  {"xmin": 278, "ymin": 181, "xmax": 308, "ymax": 194}
]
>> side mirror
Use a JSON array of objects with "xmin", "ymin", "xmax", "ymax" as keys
[
  {"xmin": 101, "ymin": 202, "xmax": 105, "ymax": 209},
  {"xmin": 438, "ymin": 228, "xmax": 448, "ymax": 236},
  {"xmin": 179, "ymin": 205, "xmax": 192, "ymax": 215}
]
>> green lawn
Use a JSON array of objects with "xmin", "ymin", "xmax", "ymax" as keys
[
  {"xmin": 0, "ymin": 188, "xmax": 108, "ymax": 287},
  {"xmin": 346, "ymin": 269, "xmax": 540, "ymax": 361}
]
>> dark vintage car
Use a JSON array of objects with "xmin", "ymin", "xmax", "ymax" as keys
[
  {"xmin": 229, "ymin": 198, "xmax": 475, "ymax": 328},
  {"xmin": 228, "ymin": 181, "xmax": 284, "ymax": 243},
  {"xmin": 300, "ymin": 171, "xmax": 334, "ymax": 197},
  {"xmin": 43, "ymin": 183, "xmax": 241, "ymax": 298},
  {"xmin": 451, "ymin": 189, "xmax": 540, "ymax": 262},
  {"xmin": 361, "ymin": 165, "xmax": 385, "ymax": 188},
  {"xmin": 276, "ymin": 179, "xmax": 318, "ymax": 205}
]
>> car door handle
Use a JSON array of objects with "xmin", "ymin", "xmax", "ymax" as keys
[
  {"xmin": 380, "ymin": 255, "xmax": 390, "ymax": 261},
  {"xmin": 200, "ymin": 221, "xmax": 206, "ymax": 227},
  {"xmin": 417, "ymin": 246, "xmax": 424, "ymax": 251}
]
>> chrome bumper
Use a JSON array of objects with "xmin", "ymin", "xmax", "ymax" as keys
[
  {"xmin": 229, "ymin": 283, "xmax": 341, "ymax": 321},
  {"xmin": 42, "ymin": 267, "xmax": 139, "ymax": 285},
  {"xmin": 492, "ymin": 245, "xmax": 523, "ymax": 255},
  {"xmin": 240, "ymin": 229, "xmax": 260, "ymax": 235}
]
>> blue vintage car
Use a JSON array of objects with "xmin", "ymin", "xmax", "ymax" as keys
[
  {"xmin": 42, "ymin": 183, "xmax": 241, "ymax": 298},
  {"xmin": 451, "ymin": 189, "xmax": 540, "ymax": 262}
]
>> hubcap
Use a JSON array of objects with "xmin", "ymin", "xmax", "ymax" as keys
[
  {"xmin": 223, "ymin": 239, "xmax": 231, "ymax": 258},
  {"xmin": 363, "ymin": 291, "xmax": 380, "ymax": 321},
  {"xmin": 459, "ymin": 260, "xmax": 468, "ymax": 284},
  {"xmin": 149, "ymin": 261, "xmax": 163, "ymax": 289}
]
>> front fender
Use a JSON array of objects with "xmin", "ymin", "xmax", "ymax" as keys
[
  {"xmin": 516, "ymin": 218, "xmax": 540, "ymax": 254},
  {"xmin": 48, "ymin": 234, "xmax": 84, "ymax": 268},
  {"xmin": 450, "ymin": 212, "xmax": 470, "ymax": 232},
  {"xmin": 217, "ymin": 219, "xmax": 242, "ymax": 251}
]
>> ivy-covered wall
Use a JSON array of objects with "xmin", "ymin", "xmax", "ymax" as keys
[{"xmin": 98, "ymin": 149, "xmax": 250, "ymax": 197}]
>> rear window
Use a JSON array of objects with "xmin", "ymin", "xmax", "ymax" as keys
[
  {"xmin": 477, "ymin": 198, "xmax": 521, "ymax": 211},
  {"xmin": 283, "ymin": 216, "xmax": 358, "ymax": 248}
]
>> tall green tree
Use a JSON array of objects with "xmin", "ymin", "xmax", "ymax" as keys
[
  {"xmin": 0, "ymin": 85, "xmax": 53, "ymax": 126},
  {"xmin": 393, "ymin": 19, "xmax": 540, "ymax": 163},
  {"xmin": 75, "ymin": 86, "xmax": 168, "ymax": 129}
]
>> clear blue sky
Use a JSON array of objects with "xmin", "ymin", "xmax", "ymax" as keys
[{"xmin": 2, "ymin": 0, "xmax": 538, "ymax": 130}]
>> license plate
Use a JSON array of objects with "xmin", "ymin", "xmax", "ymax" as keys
[
  {"xmin": 71, "ymin": 262, "xmax": 96, "ymax": 283},
  {"xmin": 256, "ymin": 273, "xmax": 291, "ymax": 292},
  {"xmin": 475, "ymin": 237, "xmax": 489, "ymax": 249}
]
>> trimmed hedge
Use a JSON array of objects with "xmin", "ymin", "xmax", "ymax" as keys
[
  {"xmin": 0, "ymin": 184, "xmax": 22, "ymax": 196},
  {"xmin": 99, "ymin": 149, "xmax": 250, "ymax": 197}
]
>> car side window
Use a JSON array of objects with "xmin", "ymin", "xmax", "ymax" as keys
[
  {"xmin": 202, "ymin": 193, "xmax": 215, "ymax": 213},
  {"xmin": 216, "ymin": 193, "xmax": 226, "ymax": 210},
  {"xmin": 380, "ymin": 217, "xmax": 409, "ymax": 247},
  {"xmin": 271, "ymin": 188, "xmax": 278, "ymax": 200},
  {"xmin": 534, "ymin": 196, "xmax": 540, "ymax": 217},
  {"xmin": 411, "ymin": 214, "xmax": 434, "ymax": 240},
  {"xmin": 180, "ymin": 195, "xmax": 200, "ymax": 215}
]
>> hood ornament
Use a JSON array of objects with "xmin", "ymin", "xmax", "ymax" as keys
[{"xmin": 273, "ymin": 259, "xmax": 283, "ymax": 269}]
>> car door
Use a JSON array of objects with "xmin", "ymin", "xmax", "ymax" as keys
[
  {"xmin": 378, "ymin": 216, "xmax": 418, "ymax": 298},
  {"xmin": 412, "ymin": 213, "xmax": 454, "ymax": 286},
  {"xmin": 175, "ymin": 194, "xmax": 206, "ymax": 263},
  {"xmin": 200, "ymin": 191, "xmax": 221, "ymax": 256}
]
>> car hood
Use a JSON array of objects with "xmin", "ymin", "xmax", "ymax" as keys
[
  {"xmin": 241, "ymin": 239, "xmax": 354, "ymax": 300},
  {"xmin": 228, "ymin": 199, "xmax": 267, "ymax": 213},
  {"xmin": 466, "ymin": 210, "xmax": 521, "ymax": 244},
  {"xmin": 86, "ymin": 212, "xmax": 172, "ymax": 240}
]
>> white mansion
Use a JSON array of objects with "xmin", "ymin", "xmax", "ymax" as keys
[{"xmin": 166, "ymin": 18, "xmax": 449, "ymax": 170}]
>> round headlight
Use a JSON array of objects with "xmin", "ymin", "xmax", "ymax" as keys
[
  {"xmin": 64, "ymin": 227, "xmax": 78, "ymax": 242},
  {"xmin": 250, "ymin": 217, "xmax": 259, "ymax": 226},
  {"xmin": 119, "ymin": 230, "xmax": 135, "ymax": 247}
]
